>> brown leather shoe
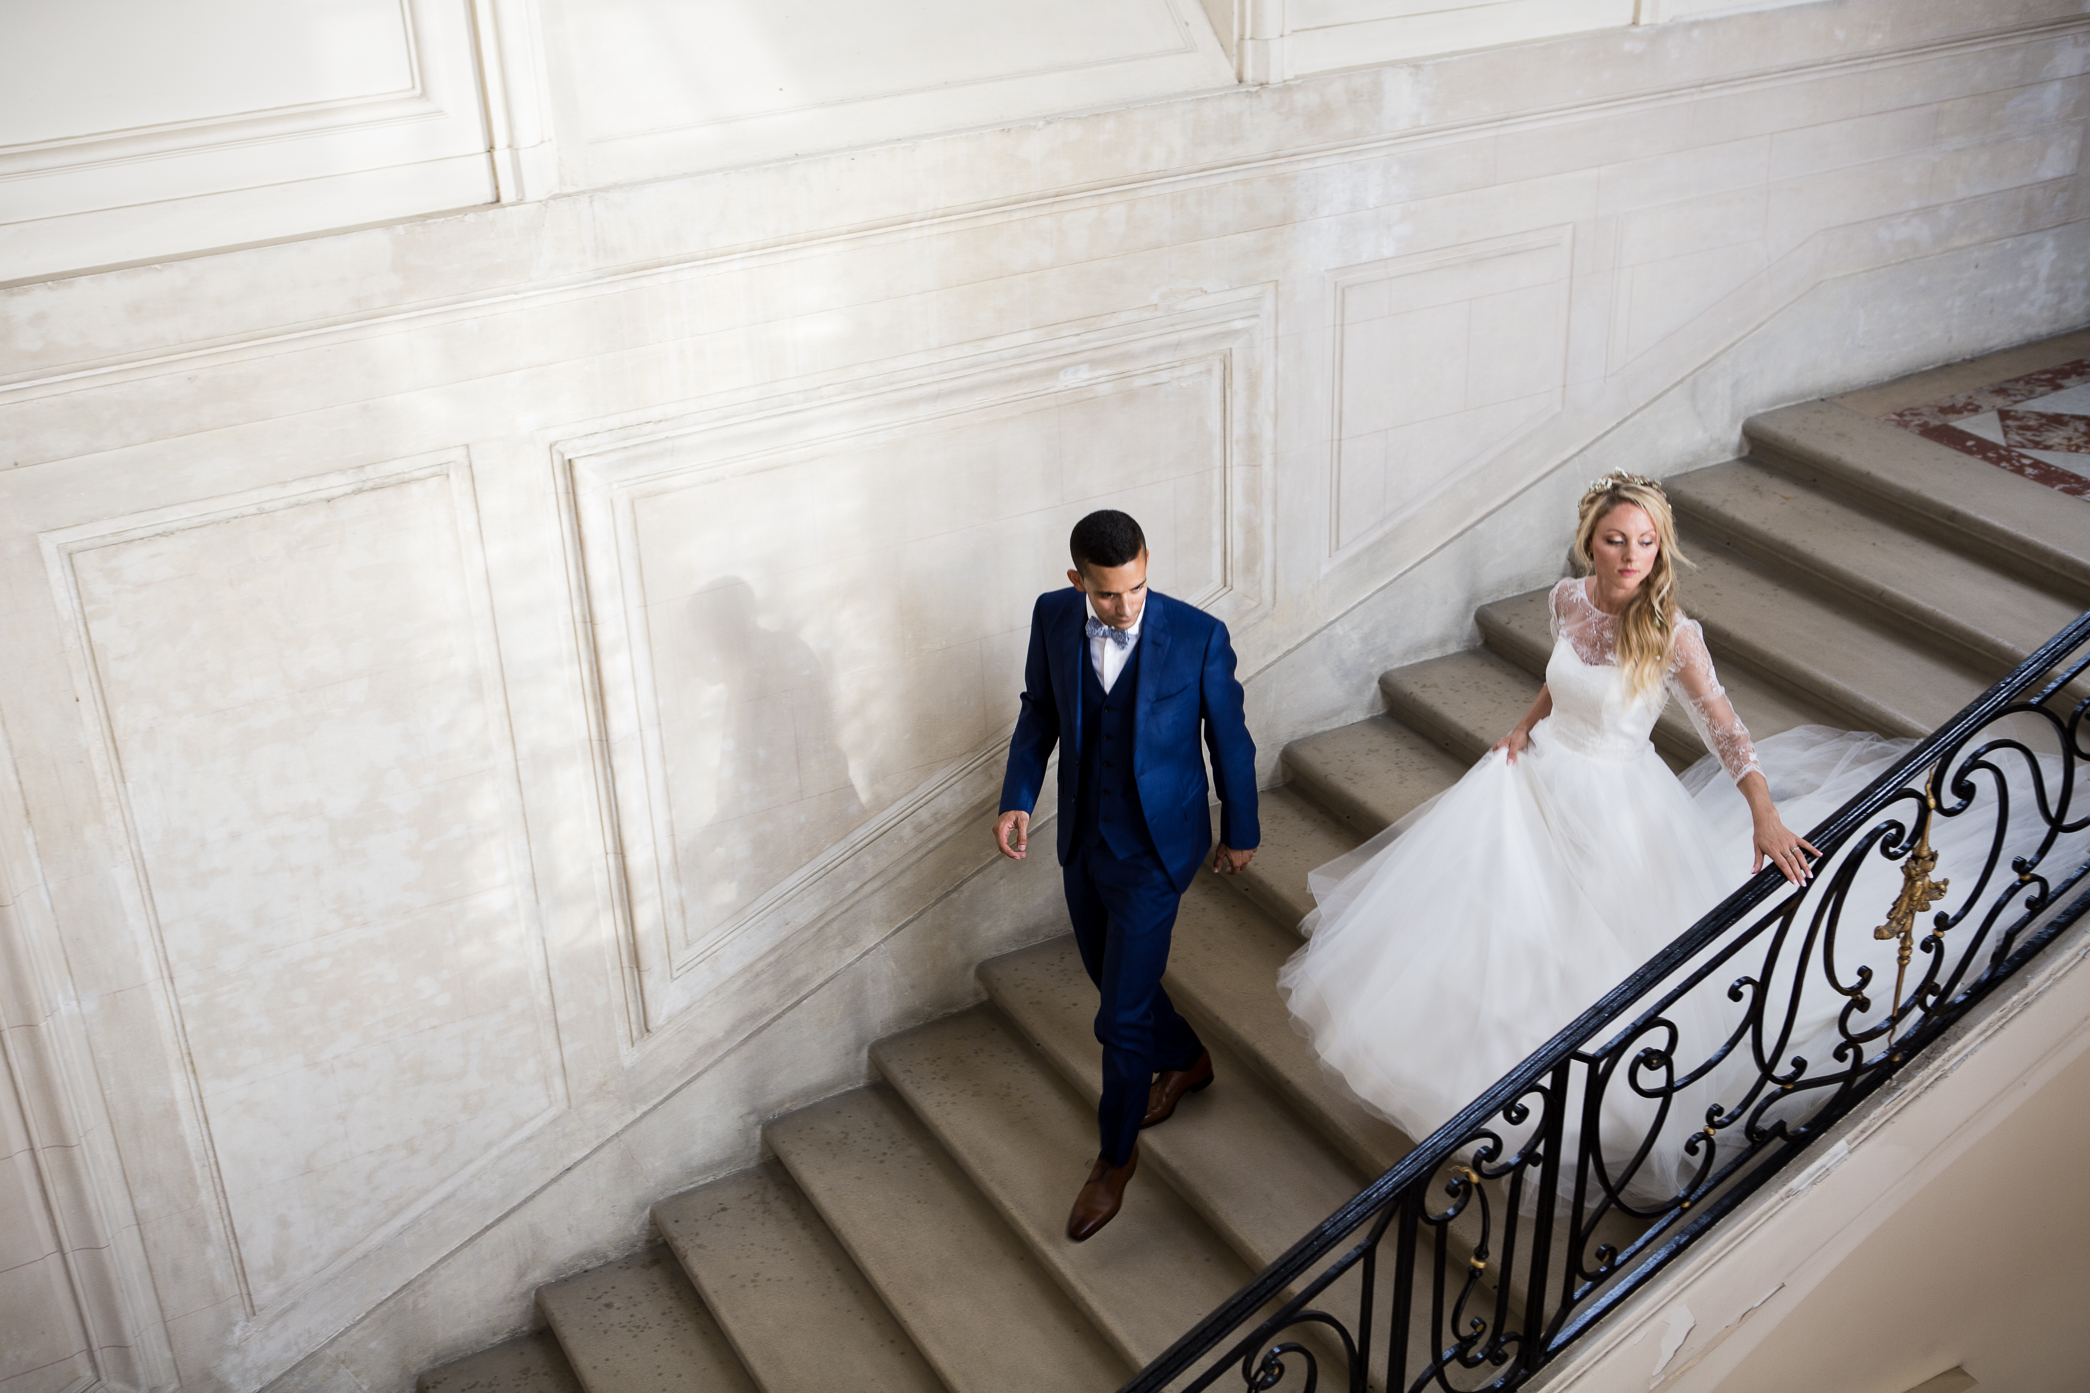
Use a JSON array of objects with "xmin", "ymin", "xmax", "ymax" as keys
[
  {"xmin": 1142, "ymin": 1050, "xmax": 1214, "ymax": 1128},
  {"xmin": 1066, "ymin": 1147, "xmax": 1138, "ymax": 1242}
]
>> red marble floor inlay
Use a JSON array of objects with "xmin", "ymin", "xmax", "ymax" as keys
[
  {"xmin": 1883, "ymin": 357, "xmax": 2090, "ymax": 500},
  {"xmin": 1998, "ymin": 407, "xmax": 2090, "ymax": 455},
  {"xmin": 1885, "ymin": 357, "xmax": 2090, "ymax": 429}
]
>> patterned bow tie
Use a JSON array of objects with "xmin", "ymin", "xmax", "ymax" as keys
[{"xmin": 1086, "ymin": 616, "xmax": 1135, "ymax": 649}]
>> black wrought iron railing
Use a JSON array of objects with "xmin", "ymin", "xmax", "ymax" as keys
[{"xmin": 1125, "ymin": 608, "xmax": 2090, "ymax": 1393}]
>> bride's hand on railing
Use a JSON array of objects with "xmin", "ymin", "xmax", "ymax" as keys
[
  {"xmin": 1737, "ymin": 770, "xmax": 1819, "ymax": 884},
  {"xmin": 1750, "ymin": 808, "xmax": 1821, "ymax": 884},
  {"xmin": 1491, "ymin": 727, "xmax": 1531, "ymax": 764}
]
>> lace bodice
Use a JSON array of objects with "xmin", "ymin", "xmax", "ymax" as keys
[{"xmin": 1544, "ymin": 578, "xmax": 1762, "ymax": 784}]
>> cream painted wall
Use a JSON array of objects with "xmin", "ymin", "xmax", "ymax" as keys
[
  {"xmin": 0, "ymin": 3, "xmax": 2086, "ymax": 1392},
  {"xmin": 4, "ymin": 0, "xmax": 1856, "ymax": 285},
  {"xmin": 1705, "ymin": 1043, "xmax": 2090, "ymax": 1392}
]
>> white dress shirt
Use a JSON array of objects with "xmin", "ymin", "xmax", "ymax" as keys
[{"xmin": 1088, "ymin": 602, "xmax": 1145, "ymax": 694}]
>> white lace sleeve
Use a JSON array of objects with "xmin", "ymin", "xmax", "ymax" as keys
[
  {"xmin": 1667, "ymin": 619, "xmax": 1762, "ymax": 784},
  {"xmin": 1548, "ymin": 577, "xmax": 1575, "ymax": 643}
]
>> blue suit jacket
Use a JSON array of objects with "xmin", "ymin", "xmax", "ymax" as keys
[{"xmin": 999, "ymin": 588, "xmax": 1259, "ymax": 893}]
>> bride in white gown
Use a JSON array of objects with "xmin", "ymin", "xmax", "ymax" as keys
[{"xmin": 1278, "ymin": 472, "xmax": 1919, "ymax": 1201}]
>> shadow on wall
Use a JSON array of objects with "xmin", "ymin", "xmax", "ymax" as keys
[{"xmin": 680, "ymin": 576, "xmax": 864, "ymax": 928}]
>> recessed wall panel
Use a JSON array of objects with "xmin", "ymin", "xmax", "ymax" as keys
[
  {"xmin": 53, "ymin": 461, "xmax": 561, "ymax": 1313},
  {"xmin": 571, "ymin": 0, "xmax": 1192, "ymax": 140},
  {"xmin": 0, "ymin": 0, "xmax": 491, "ymax": 283},
  {"xmin": 1329, "ymin": 229, "xmax": 1573, "ymax": 557},
  {"xmin": 630, "ymin": 370, "xmax": 1222, "ymax": 945},
  {"xmin": 0, "ymin": 0, "xmax": 414, "ymax": 147},
  {"xmin": 552, "ymin": 0, "xmax": 1234, "ymax": 185},
  {"xmin": 566, "ymin": 296, "xmax": 1270, "ymax": 1034},
  {"xmin": 1285, "ymin": 0, "xmax": 1635, "ymax": 74}
]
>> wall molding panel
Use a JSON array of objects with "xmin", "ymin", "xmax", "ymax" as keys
[
  {"xmin": 0, "ymin": 722, "xmax": 179, "ymax": 1393},
  {"xmin": 1327, "ymin": 226, "xmax": 1573, "ymax": 561},
  {"xmin": 543, "ymin": 0, "xmax": 1235, "ymax": 188},
  {"xmin": 1261, "ymin": 0, "xmax": 1836, "ymax": 79},
  {"xmin": 1286, "ymin": 0, "xmax": 1637, "ymax": 76},
  {"xmin": 0, "ymin": 0, "xmax": 496, "ymax": 284},
  {"xmin": 558, "ymin": 288, "xmax": 1275, "ymax": 1037},
  {"xmin": 18, "ymin": 452, "xmax": 567, "ymax": 1377},
  {"xmin": 1, "ymin": 7, "xmax": 2079, "ymax": 403},
  {"xmin": 0, "ymin": 0, "xmax": 2067, "ymax": 287}
]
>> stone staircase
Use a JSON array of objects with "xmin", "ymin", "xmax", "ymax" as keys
[{"xmin": 418, "ymin": 359, "xmax": 2090, "ymax": 1393}]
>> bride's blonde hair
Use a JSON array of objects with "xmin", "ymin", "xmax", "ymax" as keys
[{"xmin": 1572, "ymin": 472, "xmax": 1687, "ymax": 699}]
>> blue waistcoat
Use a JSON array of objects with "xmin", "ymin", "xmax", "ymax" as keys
[
  {"xmin": 1075, "ymin": 635, "xmax": 1154, "ymax": 860},
  {"xmin": 999, "ymin": 587, "xmax": 1260, "ymax": 894}
]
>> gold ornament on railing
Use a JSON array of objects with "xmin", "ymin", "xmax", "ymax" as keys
[{"xmin": 1874, "ymin": 795, "xmax": 1951, "ymax": 1042}]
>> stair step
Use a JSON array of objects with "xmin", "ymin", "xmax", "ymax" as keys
[
  {"xmin": 1282, "ymin": 713, "xmax": 1466, "ymax": 836},
  {"xmin": 1746, "ymin": 399, "xmax": 2090, "ymax": 602},
  {"xmin": 653, "ymin": 1163, "xmax": 939, "ymax": 1393},
  {"xmin": 1231, "ymin": 785, "xmax": 1360, "ymax": 930},
  {"xmin": 1667, "ymin": 458, "xmax": 2082, "ymax": 675},
  {"xmin": 979, "ymin": 934, "xmax": 1533, "ymax": 1346},
  {"xmin": 1378, "ymin": 648, "xmax": 1540, "ymax": 765},
  {"xmin": 767, "ymin": 1087, "xmax": 1127, "ymax": 1392},
  {"xmin": 981, "ymin": 934, "xmax": 1462, "ymax": 1389},
  {"xmin": 1160, "ymin": 876, "xmax": 1412, "ymax": 1178},
  {"xmin": 1477, "ymin": 584, "xmax": 1842, "ymax": 754},
  {"xmin": 978, "ymin": 934, "xmax": 1369, "ymax": 1268},
  {"xmin": 418, "ymin": 1332, "xmax": 583, "ymax": 1393},
  {"xmin": 1675, "ymin": 542, "xmax": 1990, "ymax": 738},
  {"xmin": 537, "ymin": 1247, "xmax": 754, "ymax": 1393},
  {"xmin": 871, "ymin": 1007, "xmax": 1255, "ymax": 1370}
]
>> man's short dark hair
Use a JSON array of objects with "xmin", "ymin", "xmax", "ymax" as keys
[{"xmin": 1070, "ymin": 510, "xmax": 1146, "ymax": 573}]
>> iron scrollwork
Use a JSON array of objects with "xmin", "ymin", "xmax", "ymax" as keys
[{"xmin": 1124, "ymin": 609, "xmax": 2090, "ymax": 1393}]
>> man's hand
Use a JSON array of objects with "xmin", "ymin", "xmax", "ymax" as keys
[
  {"xmin": 1211, "ymin": 844, "xmax": 1255, "ymax": 875},
  {"xmin": 994, "ymin": 810, "xmax": 1031, "ymax": 860}
]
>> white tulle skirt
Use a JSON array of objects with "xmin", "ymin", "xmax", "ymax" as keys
[{"xmin": 1278, "ymin": 723, "xmax": 1921, "ymax": 1201}]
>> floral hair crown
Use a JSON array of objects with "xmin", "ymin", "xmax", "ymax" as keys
[{"xmin": 1580, "ymin": 470, "xmax": 1663, "ymax": 505}]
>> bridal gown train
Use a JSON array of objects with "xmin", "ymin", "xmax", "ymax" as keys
[{"xmin": 1278, "ymin": 577, "xmax": 1928, "ymax": 1201}]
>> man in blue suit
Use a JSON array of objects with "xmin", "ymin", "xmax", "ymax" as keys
[{"xmin": 995, "ymin": 509, "xmax": 1259, "ymax": 1241}]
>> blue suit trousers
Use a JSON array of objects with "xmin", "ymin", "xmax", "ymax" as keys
[{"xmin": 1064, "ymin": 837, "xmax": 1206, "ymax": 1167}]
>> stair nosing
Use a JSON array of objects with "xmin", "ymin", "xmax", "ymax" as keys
[
  {"xmin": 535, "ymin": 1247, "xmax": 757, "ymax": 1393},
  {"xmin": 1685, "ymin": 541, "xmax": 1987, "ymax": 738},
  {"xmin": 1380, "ymin": 647, "xmax": 1543, "ymax": 756},
  {"xmin": 1668, "ymin": 466, "xmax": 2054, "ymax": 673},
  {"xmin": 767, "ymin": 1086, "xmax": 1133, "ymax": 1392},
  {"xmin": 1282, "ymin": 744, "xmax": 1390, "ymax": 835},
  {"xmin": 869, "ymin": 1013, "xmax": 1254, "ymax": 1372},
  {"xmin": 1744, "ymin": 399, "xmax": 2090, "ymax": 602},
  {"xmin": 651, "ymin": 1162, "xmax": 946, "ymax": 1393},
  {"xmin": 976, "ymin": 949, "xmax": 1369, "ymax": 1272}
]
